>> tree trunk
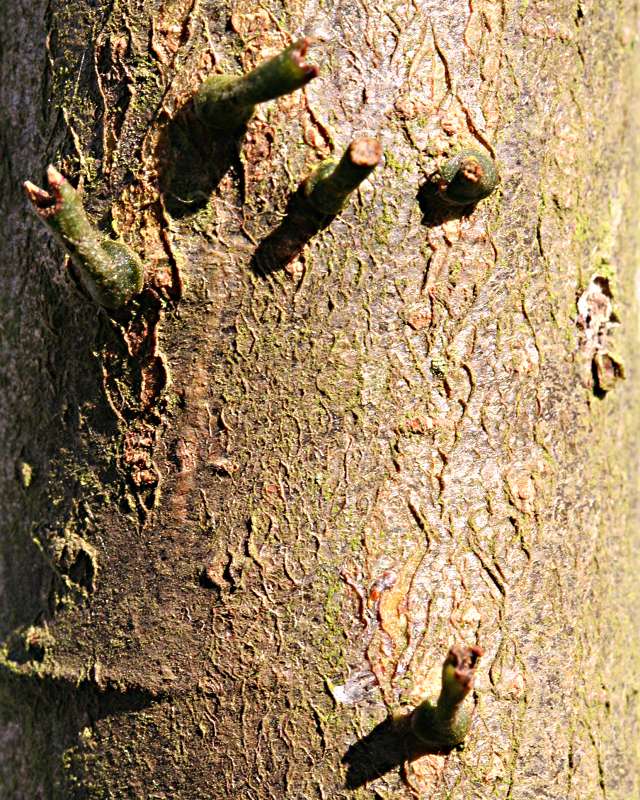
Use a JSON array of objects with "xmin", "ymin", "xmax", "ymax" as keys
[{"xmin": 2, "ymin": 0, "xmax": 640, "ymax": 797}]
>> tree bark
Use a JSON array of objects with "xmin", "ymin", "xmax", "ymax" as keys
[{"xmin": 2, "ymin": 0, "xmax": 640, "ymax": 798}]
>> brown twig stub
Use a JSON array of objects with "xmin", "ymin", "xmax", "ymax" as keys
[
  {"xmin": 445, "ymin": 644, "xmax": 483, "ymax": 694},
  {"xmin": 288, "ymin": 37, "xmax": 320, "ymax": 81},
  {"xmin": 23, "ymin": 165, "xmax": 66, "ymax": 217},
  {"xmin": 459, "ymin": 157, "xmax": 483, "ymax": 184},
  {"xmin": 348, "ymin": 137, "xmax": 383, "ymax": 168}
]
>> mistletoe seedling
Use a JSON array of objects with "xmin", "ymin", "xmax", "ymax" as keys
[
  {"xmin": 24, "ymin": 166, "xmax": 143, "ymax": 309},
  {"xmin": 194, "ymin": 38, "xmax": 319, "ymax": 133},
  {"xmin": 411, "ymin": 644, "xmax": 483, "ymax": 749},
  {"xmin": 252, "ymin": 137, "xmax": 382, "ymax": 275},
  {"xmin": 419, "ymin": 148, "xmax": 499, "ymax": 225},
  {"xmin": 161, "ymin": 39, "xmax": 320, "ymax": 216}
]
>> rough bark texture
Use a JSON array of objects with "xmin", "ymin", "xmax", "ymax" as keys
[{"xmin": 1, "ymin": 0, "xmax": 640, "ymax": 798}]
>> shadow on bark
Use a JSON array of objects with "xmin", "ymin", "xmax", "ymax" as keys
[
  {"xmin": 2, "ymin": 660, "xmax": 162, "ymax": 718},
  {"xmin": 0, "ymin": 665, "xmax": 164, "ymax": 798},
  {"xmin": 156, "ymin": 99, "xmax": 242, "ymax": 218},
  {"xmin": 250, "ymin": 194, "xmax": 328, "ymax": 277},
  {"xmin": 417, "ymin": 182, "xmax": 475, "ymax": 228},
  {"xmin": 342, "ymin": 710, "xmax": 455, "ymax": 789},
  {"xmin": 0, "ymin": 289, "xmax": 129, "ymax": 642}
]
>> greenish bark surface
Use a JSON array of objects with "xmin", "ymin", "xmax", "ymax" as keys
[{"xmin": 1, "ymin": 0, "xmax": 640, "ymax": 798}]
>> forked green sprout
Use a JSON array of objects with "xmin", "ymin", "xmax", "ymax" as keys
[
  {"xmin": 194, "ymin": 38, "xmax": 319, "ymax": 132},
  {"xmin": 24, "ymin": 166, "xmax": 143, "ymax": 308},
  {"xmin": 411, "ymin": 644, "xmax": 483, "ymax": 749}
]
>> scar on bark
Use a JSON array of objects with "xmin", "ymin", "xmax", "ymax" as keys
[
  {"xmin": 251, "ymin": 137, "xmax": 382, "ymax": 276},
  {"xmin": 158, "ymin": 38, "xmax": 320, "ymax": 217},
  {"xmin": 418, "ymin": 148, "xmax": 499, "ymax": 226},
  {"xmin": 342, "ymin": 645, "xmax": 482, "ymax": 789}
]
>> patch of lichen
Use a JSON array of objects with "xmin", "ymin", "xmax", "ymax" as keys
[{"xmin": 577, "ymin": 57, "xmax": 640, "ymax": 796}]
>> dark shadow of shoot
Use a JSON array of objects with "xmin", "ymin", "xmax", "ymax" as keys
[
  {"xmin": 157, "ymin": 101, "xmax": 241, "ymax": 218},
  {"xmin": 342, "ymin": 710, "xmax": 455, "ymax": 789},
  {"xmin": 250, "ymin": 191, "xmax": 328, "ymax": 276}
]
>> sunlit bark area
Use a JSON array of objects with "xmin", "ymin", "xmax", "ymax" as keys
[{"xmin": 1, "ymin": 0, "xmax": 640, "ymax": 797}]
